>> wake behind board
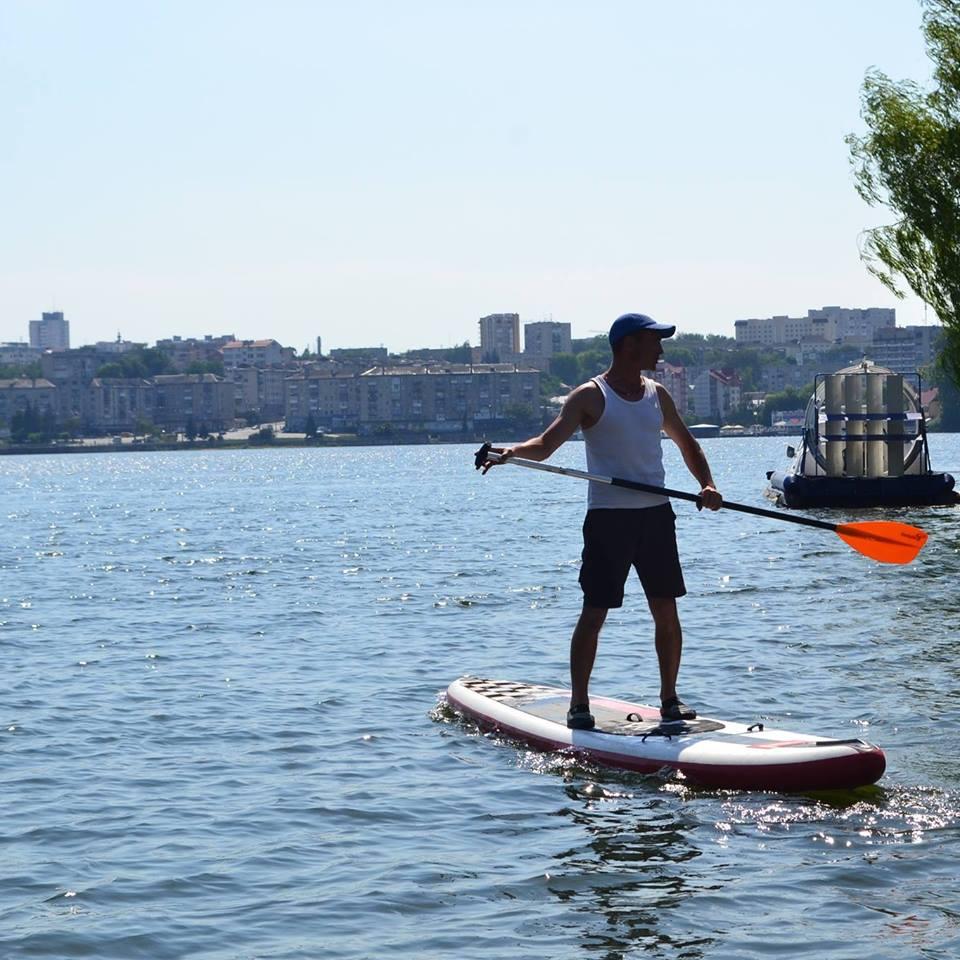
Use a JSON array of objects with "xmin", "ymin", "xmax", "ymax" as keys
[{"xmin": 447, "ymin": 677, "xmax": 885, "ymax": 792}]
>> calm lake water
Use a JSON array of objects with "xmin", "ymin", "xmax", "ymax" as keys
[{"xmin": 2, "ymin": 437, "xmax": 959, "ymax": 959}]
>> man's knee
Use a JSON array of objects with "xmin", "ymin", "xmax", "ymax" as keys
[
  {"xmin": 577, "ymin": 605, "xmax": 608, "ymax": 632},
  {"xmin": 647, "ymin": 596, "xmax": 679, "ymax": 626}
]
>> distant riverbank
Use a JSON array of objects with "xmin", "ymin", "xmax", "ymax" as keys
[
  {"xmin": 0, "ymin": 425, "xmax": 815, "ymax": 456},
  {"xmin": 0, "ymin": 432, "xmax": 496, "ymax": 455}
]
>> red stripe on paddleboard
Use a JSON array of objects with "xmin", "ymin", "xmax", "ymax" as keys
[{"xmin": 446, "ymin": 692, "xmax": 886, "ymax": 792}]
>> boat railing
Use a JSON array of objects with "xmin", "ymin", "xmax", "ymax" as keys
[{"xmin": 803, "ymin": 368, "xmax": 926, "ymax": 479}]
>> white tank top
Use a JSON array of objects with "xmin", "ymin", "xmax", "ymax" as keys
[{"xmin": 583, "ymin": 375, "xmax": 667, "ymax": 509}]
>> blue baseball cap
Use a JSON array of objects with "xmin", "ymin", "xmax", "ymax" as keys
[{"xmin": 609, "ymin": 313, "xmax": 676, "ymax": 346}]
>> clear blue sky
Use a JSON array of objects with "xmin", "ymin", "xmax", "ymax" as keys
[{"xmin": 0, "ymin": 0, "xmax": 936, "ymax": 352}]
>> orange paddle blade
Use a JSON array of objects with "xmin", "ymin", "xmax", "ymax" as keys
[{"xmin": 835, "ymin": 520, "xmax": 928, "ymax": 564}]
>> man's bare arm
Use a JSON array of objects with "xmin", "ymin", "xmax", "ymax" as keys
[
  {"xmin": 480, "ymin": 387, "xmax": 591, "ymax": 472},
  {"xmin": 657, "ymin": 384, "xmax": 722, "ymax": 510}
]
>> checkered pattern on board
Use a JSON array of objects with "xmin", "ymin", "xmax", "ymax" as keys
[{"xmin": 459, "ymin": 677, "xmax": 556, "ymax": 702}]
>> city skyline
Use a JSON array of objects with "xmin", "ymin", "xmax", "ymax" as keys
[
  {"xmin": 2, "ymin": 1, "xmax": 934, "ymax": 351},
  {"xmin": 7, "ymin": 302, "xmax": 944, "ymax": 361}
]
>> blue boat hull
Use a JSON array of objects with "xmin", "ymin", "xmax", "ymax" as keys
[{"xmin": 768, "ymin": 471, "xmax": 958, "ymax": 509}]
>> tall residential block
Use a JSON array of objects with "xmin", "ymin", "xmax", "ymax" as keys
[
  {"xmin": 735, "ymin": 306, "xmax": 896, "ymax": 346},
  {"xmin": 524, "ymin": 321, "xmax": 572, "ymax": 358},
  {"xmin": 868, "ymin": 325, "xmax": 943, "ymax": 374},
  {"xmin": 29, "ymin": 311, "xmax": 70, "ymax": 351},
  {"xmin": 479, "ymin": 313, "xmax": 520, "ymax": 360}
]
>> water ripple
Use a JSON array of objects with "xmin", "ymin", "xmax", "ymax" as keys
[{"xmin": 1, "ymin": 440, "xmax": 959, "ymax": 959}]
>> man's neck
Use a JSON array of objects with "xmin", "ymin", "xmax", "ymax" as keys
[{"xmin": 603, "ymin": 363, "xmax": 647, "ymax": 398}]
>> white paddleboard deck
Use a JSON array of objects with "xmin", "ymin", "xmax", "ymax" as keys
[{"xmin": 446, "ymin": 676, "xmax": 885, "ymax": 792}]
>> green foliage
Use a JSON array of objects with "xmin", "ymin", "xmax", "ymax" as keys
[
  {"xmin": 548, "ymin": 353, "xmax": 580, "ymax": 385},
  {"xmin": 96, "ymin": 347, "xmax": 174, "ymax": 380},
  {"xmin": 666, "ymin": 333, "xmax": 739, "ymax": 369},
  {"xmin": 577, "ymin": 349, "xmax": 610, "ymax": 381},
  {"xmin": 847, "ymin": 0, "xmax": 960, "ymax": 384},
  {"xmin": 555, "ymin": 332, "xmax": 797, "ymax": 392},
  {"xmin": 548, "ymin": 348, "xmax": 609, "ymax": 386},
  {"xmin": 723, "ymin": 406, "xmax": 759, "ymax": 427},
  {"xmin": 11, "ymin": 403, "xmax": 57, "ymax": 442},
  {"xmin": 538, "ymin": 371, "xmax": 564, "ymax": 399},
  {"xmin": 0, "ymin": 361, "xmax": 43, "ymax": 380},
  {"xmin": 502, "ymin": 402, "xmax": 537, "ymax": 424},
  {"xmin": 304, "ymin": 412, "xmax": 318, "ymax": 437},
  {"xmin": 568, "ymin": 335, "xmax": 606, "ymax": 355},
  {"xmin": 441, "ymin": 341, "xmax": 473, "ymax": 363},
  {"xmin": 927, "ymin": 354, "xmax": 960, "ymax": 428},
  {"xmin": 759, "ymin": 386, "xmax": 813, "ymax": 426},
  {"xmin": 186, "ymin": 359, "xmax": 224, "ymax": 376},
  {"xmin": 134, "ymin": 416, "xmax": 157, "ymax": 437}
]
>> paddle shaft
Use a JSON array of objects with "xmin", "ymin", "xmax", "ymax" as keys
[{"xmin": 487, "ymin": 452, "xmax": 840, "ymax": 534}]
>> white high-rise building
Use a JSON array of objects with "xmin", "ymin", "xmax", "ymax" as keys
[
  {"xmin": 734, "ymin": 306, "xmax": 895, "ymax": 346},
  {"xmin": 29, "ymin": 311, "xmax": 70, "ymax": 351}
]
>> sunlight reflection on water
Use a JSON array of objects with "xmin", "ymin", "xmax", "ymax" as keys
[{"xmin": 2, "ymin": 439, "xmax": 959, "ymax": 959}]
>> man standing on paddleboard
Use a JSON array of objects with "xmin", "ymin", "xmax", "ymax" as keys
[{"xmin": 480, "ymin": 313, "xmax": 722, "ymax": 730}]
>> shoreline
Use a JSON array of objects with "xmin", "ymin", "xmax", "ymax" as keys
[
  {"xmin": 1, "ymin": 428, "xmax": 818, "ymax": 456},
  {"xmin": 0, "ymin": 433, "xmax": 498, "ymax": 455},
  {"xmin": 10, "ymin": 427, "xmax": 960, "ymax": 457}
]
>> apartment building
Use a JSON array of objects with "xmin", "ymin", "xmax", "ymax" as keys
[
  {"xmin": 735, "ymin": 307, "xmax": 896, "ymax": 347},
  {"xmin": 29, "ymin": 311, "xmax": 70, "ymax": 351},
  {"xmin": 0, "ymin": 342, "xmax": 42, "ymax": 368},
  {"xmin": 524, "ymin": 321, "xmax": 572, "ymax": 358},
  {"xmin": 221, "ymin": 339, "xmax": 294, "ymax": 371},
  {"xmin": 735, "ymin": 313, "xmax": 832, "ymax": 346},
  {"xmin": 358, "ymin": 364, "xmax": 540, "ymax": 434},
  {"xmin": 285, "ymin": 371, "xmax": 363, "ymax": 432},
  {"xmin": 41, "ymin": 347, "xmax": 113, "ymax": 424},
  {"xmin": 808, "ymin": 306, "xmax": 896, "ymax": 341},
  {"xmin": 86, "ymin": 375, "xmax": 235, "ymax": 433},
  {"xmin": 0, "ymin": 378, "xmax": 58, "ymax": 427},
  {"xmin": 152, "ymin": 374, "xmax": 235, "ymax": 432},
  {"xmin": 284, "ymin": 364, "xmax": 541, "ymax": 433},
  {"xmin": 229, "ymin": 367, "xmax": 260, "ymax": 415},
  {"xmin": 93, "ymin": 338, "xmax": 146, "ymax": 355},
  {"xmin": 651, "ymin": 361, "xmax": 688, "ymax": 417},
  {"xmin": 259, "ymin": 368, "xmax": 287, "ymax": 420},
  {"xmin": 89, "ymin": 378, "xmax": 156, "ymax": 432},
  {"xmin": 155, "ymin": 334, "xmax": 235, "ymax": 371},
  {"xmin": 690, "ymin": 369, "xmax": 742, "ymax": 422},
  {"xmin": 224, "ymin": 366, "xmax": 288, "ymax": 420},
  {"xmin": 868, "ymin": 325, "xmax": 942, "ymax": 374},
  {"xmin": 479, "ymin": 313, "xmax": 520, "ymax": 361}
]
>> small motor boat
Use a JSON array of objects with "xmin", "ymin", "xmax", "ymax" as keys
[{"xmin": 766, "ymin": 360, "xmax": 957, "ymax": 508}]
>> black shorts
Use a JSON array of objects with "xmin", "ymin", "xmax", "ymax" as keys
[{"xmin": 578, "ymin": 504, "xmax": 686, "ymax": 608}]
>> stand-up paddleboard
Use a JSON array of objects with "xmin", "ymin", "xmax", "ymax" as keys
[{"xmin": 446, "ymin": 677, "xmax": 885, "ymax": 792}]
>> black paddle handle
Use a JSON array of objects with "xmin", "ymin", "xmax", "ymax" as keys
[
  {"xmin": 608, "ymin": 476, "xmax": 837, "ymax": 532},
  {"xmin": 475, "ymin": 442, "xmax": 839, "ymax": 535}
]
